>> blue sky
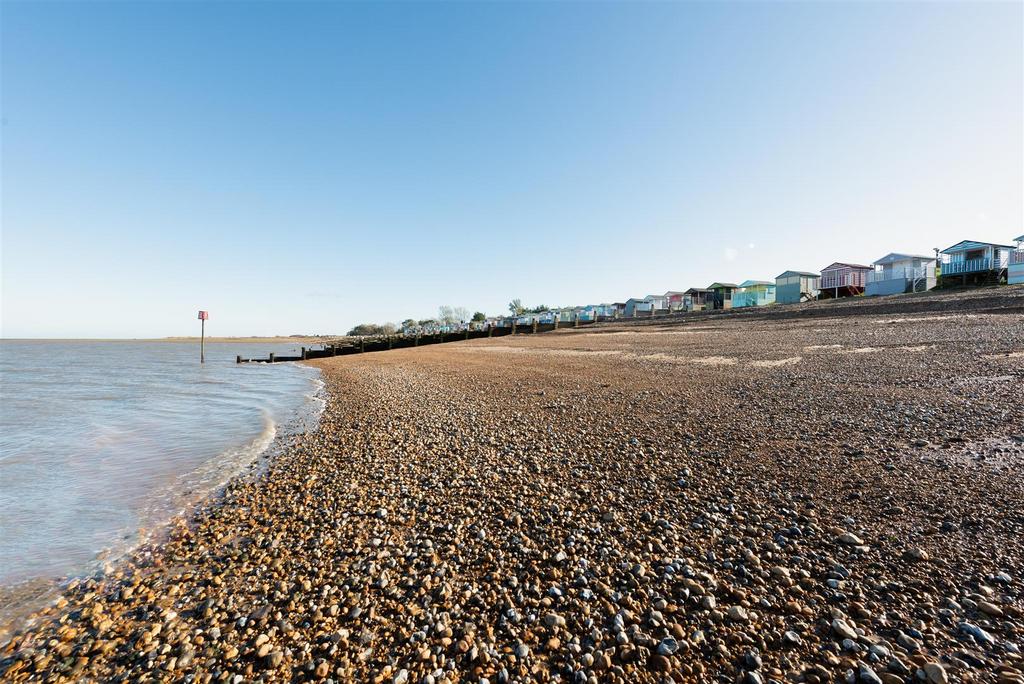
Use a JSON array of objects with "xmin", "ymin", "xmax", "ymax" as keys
[{"xmin": 2, "ymin": 1, "xmax": 1021, "ymax": 337}]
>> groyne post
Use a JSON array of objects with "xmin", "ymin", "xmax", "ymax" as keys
[
  {"xmin": 269, "ymin": 353, "xmax": 276, "ymax": 363},
  {"xmin": 301, "ymin": 347, "xmax": 307, "ymax": 360},
  {"xmin": 360, "ymin": 338, "xmax": 365, "ymax": 353},
  {"xmin": 533, "ymin": 320, "xmax": 538, "ymax": 334},
  {"xmin": 236, "ymin": 355, "xmax": 241, "ymax": 364}
]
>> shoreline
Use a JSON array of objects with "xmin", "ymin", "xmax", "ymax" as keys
[
  {"xmin": 0, "ymin": 337, "xmax": 335, "ymax": 344},
  {"xmin": 2, "ymin": 290, "xmax": 1022, "ymax": 682},
  {"xmin": 0, "ymin": 368, "xmax": 326, "ymax": 648}
]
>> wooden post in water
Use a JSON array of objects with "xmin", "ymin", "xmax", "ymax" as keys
[
  {"xmin": 269, "ymin": 352, "xmax": 276, "ymax": 363},
  {"xmin": 301, "ymin": 347, "xmax": 307, "ymax": 360},
  {"xmin": 236, "ymin": 355, "xmax": 241, "ymax": 364}
]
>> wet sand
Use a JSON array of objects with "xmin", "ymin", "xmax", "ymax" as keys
[{"xmin": 2, "ymin": 288, "xmax": 1023, "ymax": 683}]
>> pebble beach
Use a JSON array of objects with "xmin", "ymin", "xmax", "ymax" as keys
[{"xmin": 2, "ymin": 288, "xmax": 1023, "ymax": 684}]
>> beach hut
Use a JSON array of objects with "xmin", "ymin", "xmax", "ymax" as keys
[
  {"xmin": 775, "ymin": 271, "xmax": 820, "ymax": 304},
  {"xmin": 682, "ymin": 288, "xmax": 713, "ymax": 311},
  {"xmin": 663, "ymin": 291, "xmax": 686, "ymax": 311},
  {"xmin": 732, "ymin": 280, "xmax": 776, "ymax": 308},
  {"xmin": 938, "ymin": 240, "xmax": 1014, "ymax": 287},
  {"xmin": 708, "ymin": 283, "xmax": 738, "ymax": 310},
  {"xmin": 819, "ymin": 262, "xmax": 871, "ymax": 299},
  {"xmin": 624, "ymin": 298, "xmax": 653, "ymax": 317},
  {"xmin": 865, "ymin": 253, "xmax": 936, "ymax": 296},
  {"xmin": 643, "ymin": 294, "xmax": 668, "ymax": 313},
  {"xmin": 1006, "ymin": 235, "xmax": 1024, "ymax": 285}
]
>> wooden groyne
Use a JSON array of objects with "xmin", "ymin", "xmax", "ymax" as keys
[{"xmin": 236, "ymin": 318, "xmax": 597, "ymax": 363}]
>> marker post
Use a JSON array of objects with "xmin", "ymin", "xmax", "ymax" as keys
[{"xmin": 198, "ymin": 310, "xmax": 209, "ymax": 363}]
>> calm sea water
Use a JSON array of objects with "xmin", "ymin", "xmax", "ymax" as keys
[{"xmin": 0, "ymin": 341, "xmax": 322, "ymax": 591}]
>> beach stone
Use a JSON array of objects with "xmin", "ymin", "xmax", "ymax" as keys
[
  {"xmin": 728, "ymin": 606, "xmax": 749, "ymax": 622},
  {"xmin": 923, "ymin": 662, "xmax": 948, "ymax": 684},
  {"xmin": 657, "ymin": 637, "xmax": 679, "ymax": 656},
  {"xmin": 832, "ymin": 619, "xmax": 858, "ymax": 641},
  {"xmin": 905, "ymin": 547, "xmax": 929, "ymax": 562},
  {"xmin": 979, "ymin": 601, "xmax": 1003, "ymax": 617}
]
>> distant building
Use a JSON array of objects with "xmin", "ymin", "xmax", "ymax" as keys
[
  {"xmin": 732, "ymin": 280, "xmax": 776, "ymax": 308},
  {"xmin": 643, "ymin": 294, "xmax": 668, "ymax": 313},
  {"xmin": 865, "ymin": 253, "xmax": 936, "ymax": 296},
  {"xmin": 683, "ymin": 288, "xmax": 714, "ymax": 311},
  {"xmin": 938, "ymin": 240, "xmax": 1015, "ymax": 287},
  {"xmin": 624, "ymin": 298, "xmax": 653, "ymax": 317},
  {"xmin": 708, "ymin": 282, "xmax": 738, "ymax": 310},
  {"xmin": 663, "ymin": 291, "xmax": 686, "ymax": 311},
  {"xmin": 775, "ymin": 271, "xmax": 820, "ymax": 304},
  {"xmin": 1006, "ymin": 235, "xmax": 1024, "ymax": 285},
  {"xmin": 819, "ymin": 262, "xmax": 872, "ymax": 298}
]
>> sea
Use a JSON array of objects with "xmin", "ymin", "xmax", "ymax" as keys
[{"xmin": 0, "ymin": 340, "xmax": 322, "ymax": 630}]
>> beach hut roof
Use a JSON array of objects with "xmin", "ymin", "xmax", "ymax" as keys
[
  {"xmin": 738, "ymin": 279, "xmax": 774, "ymax": 288},
  {"xmin": 872, "ymin": 252, "xmax": 935, "ymax": 266},
  {"xmin": 1014, "ymin": 234, "xmax": 1024, "ymax": 243},
  {"xmin": 708, "ymin": 282, "xmax": 738, "ymax": 289},
  {"xmin": 941, "ymin": 239, "xmax": 1015, "ymax": 254},
  {"xmin": 684, "ymin": 287, "xmax": 712, "ymax": 294},
  {"xmin": 776, "ymin": 270, "xmax": 819, "ymax": 278},
  {"xmin": 821, "ymin": 262, "xmax": 871, "ymax": 271}
]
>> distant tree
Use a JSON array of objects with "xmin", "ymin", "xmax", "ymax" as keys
[
  {"xmin": 508, "ymin": 299, "xmax": 525, "ymax": 315},
  {"xmin": 438, "ymin": 305, "xmax": 471, "ymax": 325},
  {"xmin": 348, "ymin": 323, "xmax": 384, "ymax": 336},
  {"xmin": 471, "ymin": 311, "xmax": 486, "ymax": 322},
  {"xmin": 401, "ymin": 319, "xmax": 417, "ymax": 329},
  {"xmin": 381, "ymin": 322, "xmax": 398, "ymax": 334},
  {"xmin": 418, "ymin": 319, "xmax": 437, "ymax": 327},
  {"xmin": 529, "ymin": 304, "xmax": 550, "ymax": 313},
  {"xmin": 438, "ymin": 306, "xmax": 457, "ymax": 325}
]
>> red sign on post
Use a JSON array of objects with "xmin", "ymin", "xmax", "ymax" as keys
[{"xmin": 198, "ymin": 311, "xmax": 209, "ymax": 320}]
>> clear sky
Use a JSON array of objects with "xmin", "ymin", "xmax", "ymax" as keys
[{"xmin": 2, "ymin": 1, "xmax": 1021, "ymax": 338}]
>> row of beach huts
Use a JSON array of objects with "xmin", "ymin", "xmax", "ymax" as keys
[
  {"xmin": 241, "ymin": 236, "xmax": 1023, "ymax": 362},
  {"xmin": 478, "ymin": 235, "xmax": 1024, "ymax": 328}
]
